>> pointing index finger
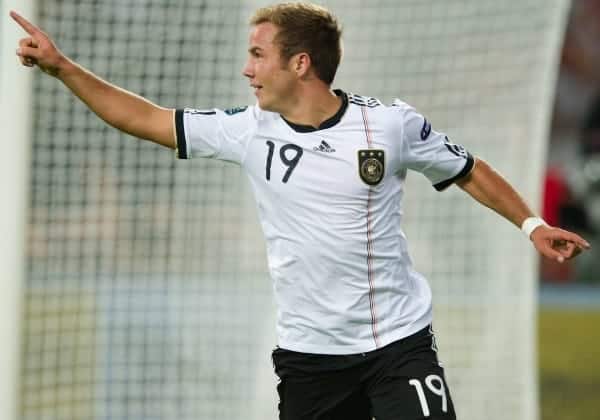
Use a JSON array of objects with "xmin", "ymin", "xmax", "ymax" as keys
[
  {"xmin": 551, "ymin": 229, "xmax": 591, "ymax": 249},
  {"xmin": 10, "ymin": 10, "xmax": 40, "ymax": 35}
]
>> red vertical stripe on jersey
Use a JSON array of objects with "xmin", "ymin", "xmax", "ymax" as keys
[{"xmin": 361, "ymin": 107, "xmax": 381, "ymax": 349}]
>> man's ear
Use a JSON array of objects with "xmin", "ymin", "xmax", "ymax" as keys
[{"xmin": 291, "ymin": 52, "xmax": 312, "ymax": 79}]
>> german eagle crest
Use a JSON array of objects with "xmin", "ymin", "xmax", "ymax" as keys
[{"xmin": 358, "ymin": 149, "xmax": 385, "ymax": 186}]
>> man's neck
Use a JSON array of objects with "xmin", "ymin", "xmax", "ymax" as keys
[{"xmin": 280, "ymin": 86, "xmax": 343, "ymax": 129}]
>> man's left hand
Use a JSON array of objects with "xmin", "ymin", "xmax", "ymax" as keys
[{"xmin": 530, "ymin": 226, "xmax": 591, "ymax": 263}]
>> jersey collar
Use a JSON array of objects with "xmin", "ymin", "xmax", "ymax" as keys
[{"xmin": 281, "ymin": 89, "xmax": 348, "ymax": 133}]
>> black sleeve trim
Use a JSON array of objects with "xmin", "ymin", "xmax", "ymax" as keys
[
  {"xmin": 433, "ymin": 153, "xmax": 475, "ymax": 191},
  {"xmin": 175, "ymin": 109, "xmax": 188, "ymax": 159}
]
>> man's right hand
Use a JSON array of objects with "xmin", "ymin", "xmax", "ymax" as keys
[
  {"xmin": 9, "ymin": 10, "xmax": 176, "ymax": 150},
  {"xmin": 11, "ymin": 11, "xmax": 65, "ymax": 77}
]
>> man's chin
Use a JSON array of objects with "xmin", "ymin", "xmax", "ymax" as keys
[{"xmin": 257, "ymin": 99, "xmax": 276, "ymax": 112}]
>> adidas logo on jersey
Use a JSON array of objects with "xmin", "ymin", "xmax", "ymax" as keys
[{"xmin": 313, "ymin": 140, "xmax": 336, "ymax": 153}]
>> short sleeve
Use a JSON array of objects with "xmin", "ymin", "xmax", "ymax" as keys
[
  {"xmin": 174, "ymin": 105, "xmax": 256, "ymax": 165},
  {"xmin": 395, "ymin": 100, "xmax": 475, "ymax": 191}
]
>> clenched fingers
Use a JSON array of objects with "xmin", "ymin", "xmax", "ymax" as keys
[
  {"xmin": 16, "ymin": 45, "xmax": 40, "ymax": 67},
  {"xmin": 539, "ymin": 242, "xmax": 568, "ymax": 263},
  {"xmin": 540, "ymin": 242, "xmax": 580, "ymax": 263},
  {"xmin": 17, "ymin": 37, "xmax": 39, "ymax": 66},
  {"xmin": 551, "ymin": 240, "xmax": 582, "ymax": 260},
  {"xmin": 19, "ymin": 37, "xmax": 39, "ymax": 48}
]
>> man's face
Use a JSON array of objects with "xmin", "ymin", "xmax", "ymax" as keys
[{"xmin": 242, "ymin": 22, "xmax": 296, "ymax": 112}]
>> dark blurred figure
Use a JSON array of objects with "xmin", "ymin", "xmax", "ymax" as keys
[
  {"xmin": 554, "ymin": 0, "xmax": 600, "ymax": 130},
  {"xmin": 545, "ymin": 96, "xmax": 600, "ymax": 283},
  {"xmin": 541, "ymin": 166, "xmax": 592, "ymax": 282},
  {"xmin": 575, "ymin": 96, "xmax": 600, "ymax": 283},
  {"xmin": 544, "ymin": 0, "xmax": 600, "ymax": 283},
  {"xmin": 581, "ymin": 96, "xmax": 600, "ymax": 157}
]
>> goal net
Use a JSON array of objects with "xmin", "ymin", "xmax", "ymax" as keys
[{"xmin": 17, "ymin": 1, "xmax": 569, "ymax": 420}]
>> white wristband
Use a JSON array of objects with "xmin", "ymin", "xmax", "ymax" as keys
[{"xmin": 521, "ymin": 217, "xmax": 547, "ymax": 239}]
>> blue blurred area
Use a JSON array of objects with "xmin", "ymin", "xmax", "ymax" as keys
[{"xmin": 539, "ymin": 283, "xmax": 600, "ymax": 308}]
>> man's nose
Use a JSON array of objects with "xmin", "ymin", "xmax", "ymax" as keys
[{"xmin": 242, "ymin": 60, "xmax": 253, "ymax": 78}]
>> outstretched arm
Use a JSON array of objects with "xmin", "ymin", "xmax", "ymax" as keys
[
  {"xmin": 456, "ymin": 158, "xmax": 591, "ymax": 262},
  {"xmin": 10, "ymin": 11, "xmax": 175, "ymax": 149}
]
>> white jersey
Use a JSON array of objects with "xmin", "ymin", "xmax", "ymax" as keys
[{"xmin": 175, "ymin": 90, "xmax": 474, "ymax": 355}]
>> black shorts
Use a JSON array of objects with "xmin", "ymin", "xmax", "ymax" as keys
[{"xmin": 272, "ymin": 326, "xmax": 456, "ymax": 420}]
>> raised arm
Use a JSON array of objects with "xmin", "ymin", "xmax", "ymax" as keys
[
  {"xmin": 10, "ymin": 11, "xmax": 175, "ymax": 149},
  {"xmin": 456, "ymin": 158, "xmax": 591, "ymax": 263}
]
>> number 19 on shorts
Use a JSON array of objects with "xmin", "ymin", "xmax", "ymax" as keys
[{"xmin": 409, "ymin": 374, "xmax": 448, "ymax": 417}]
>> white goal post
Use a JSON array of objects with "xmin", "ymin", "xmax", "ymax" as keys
[{"xmin": 0, "ymin": 1, "xmax": 34, "ymax": 420}]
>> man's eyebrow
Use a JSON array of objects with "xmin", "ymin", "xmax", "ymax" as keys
[{"xmin": 248, "ymin": 46, "xmax": 263, "ymax": 54}]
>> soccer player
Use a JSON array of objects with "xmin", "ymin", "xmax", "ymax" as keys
[{"xmin": 11, "ymin": 3, "xmax": 590, "ymax": 420}]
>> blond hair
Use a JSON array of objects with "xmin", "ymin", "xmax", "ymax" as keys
[{"xmin": 250, "ymin": 2, "xmax": 343, "ymax": 85}]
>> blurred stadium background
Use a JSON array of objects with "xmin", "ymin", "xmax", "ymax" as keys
[{"xmin": 1, "ymin": 0, "xmax": 598, "ymax": 419}]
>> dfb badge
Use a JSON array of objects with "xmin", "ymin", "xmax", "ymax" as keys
[
  {"xmin": 224, "ymin": 106, "xmax": 248, "ymax": 115},
  {"xmin": 358, "ymin": 149, "xmax": 385, "ymax": 186}
]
